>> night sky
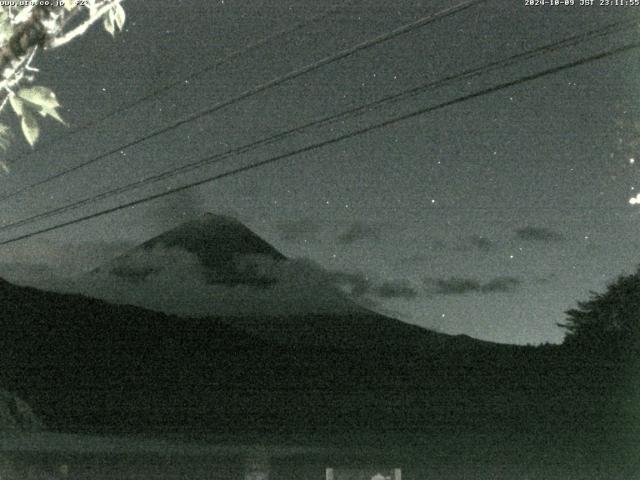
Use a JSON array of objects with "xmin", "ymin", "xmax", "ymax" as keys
[{"xmin": 0, "ymin": 0, "xmax": 639, "ymax": 345}]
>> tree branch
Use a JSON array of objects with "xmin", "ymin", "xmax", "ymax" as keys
[
  {"xmin": 0, "ymin": 1, "xmax": 126, "ymax": 152},
  {"xmin": 0, "ymin": 6, "xmax": 55, "ymax": 78},
  {"xmin": 48, "ymin": 0, "xmax": 125, "ymax": 49}
]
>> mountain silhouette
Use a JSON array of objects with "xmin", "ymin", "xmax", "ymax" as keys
[
  {"xmin": 93, "ymin": 213, "xmax": 285, "ymax": 287},
  {"xmin": 83, "ymin": 213, "xmax": 489, "ymax": 350}
]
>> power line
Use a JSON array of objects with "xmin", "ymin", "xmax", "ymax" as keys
[
  {"xmin": 1, "ymin": 41, "xmax": 637, "ymax": 246},
  {"xmin": 319, "ymin": 18, "xmax": 637, "ymax": 128},
  {"xmin": 0, "ymin": 3, "xmax": 343, "ymax": 193},
  {"xmin": 0, "ymin": 0, "xmax": 486, "ymax": 204},
  {"xmin": 10, "ymin": 5, "xmax": 345, "ymax": 156},
  {"xmin": 0, "ymin": 20, "xmax": 632, "ymax": 234}
]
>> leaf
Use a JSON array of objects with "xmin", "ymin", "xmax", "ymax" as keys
[
  {"xmin": 9, "ymin": 94, "xmax": 24, "ymax": 117},
  {"xmin": 18, "ymin": 86, "xmax": 60, "ymax": 111},
  {"xmin": 64, "ymin": 1, "xmax": 75, "ymax": 11},
  {"xmin": 21, "ymin": 110, "xmax": 39, "ymax": 147},
  {"xmin": 114, "ymin": 3, "xmax": 125, "ymax": 31},
  {"xmin": 15, "ymin": 87, "xmax": 66, "ymax": 125},
  {"xmin": 47, "ymin": 107, "xmax": 66, "ymax": 125},
  {"xmin": 103, "ymin": 12, "xmax": 115, "ymax": 36},
  {"xmin": 38, "ymin": 105, "xmax": 66, "ymax": 126}
]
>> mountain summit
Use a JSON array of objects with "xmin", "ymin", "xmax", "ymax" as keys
[
  {"xmin": 94, "ymin": 213, "xmax": 286, "ymax": 287},
  {"xmin": 139, "ymin": 213, "xmax": 285, "ymax": 272},
  {"xmin": 85, "ymin": 213, "xmax": 365, "ymax": 318}
]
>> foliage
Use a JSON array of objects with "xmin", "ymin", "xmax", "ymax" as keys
[
  {"xmin": 0, "ymin": 1, "xmax": 126, "ymax": 164},
  {"xmin": 559, "ymin": 267, "xmax": 640, "ymax": 358}
]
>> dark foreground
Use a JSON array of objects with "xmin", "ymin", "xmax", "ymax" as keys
[
  {"xmin": 2, "ymin": 425, "xmax": 639, "ymax": 480},
  {"xmin": 0, "ymin": 279, "xmax": 638, "ymax": 479}
]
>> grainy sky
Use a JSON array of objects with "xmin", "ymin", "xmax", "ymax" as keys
[{"xmin": 0, "ymin": 0, "xmax": 639, "ymax": 344}]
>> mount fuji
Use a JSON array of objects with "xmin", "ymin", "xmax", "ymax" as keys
[
  {"xmin": 78, "ymin": 213, "xmax": 484, "ymax": 350},
  {"xmin": 93, "ymin": 213, "xmax": 286, "ymax": 287}
]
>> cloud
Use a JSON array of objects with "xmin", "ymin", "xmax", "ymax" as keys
[
  {"xmin": 532, "ymin": 274, "xmax": 558, "ymax": 284},
  {"xmin": 17, "ymin": 239, "xmax": 425, "ymax": 320},
  {"xmin": 48, "ymin": 251, "xmax": 356, "ymax": 317},
  {"xmin": 468, "ymin": 235, "xmax": 494, "ymax": 252},
  {"xmin": 515, "ymin": 226, "xmax": 564, "ymax": 242},
  {"xmin": 424, "ymin": 276, "xmax": 522, "ymax": 295},
  {"xmin": 323, "ymin": 270, "xmax": 372, "ymax": 297},
  {"xmin": 372, "ymin": 280, "xmax": 418, "ymax": 299},
  {"xmin": 337, "ymin": 222, "xmax": 382, "ymax": 244},
  {"xmin": 322, "ymin": 271, "xmax": 419, "ymax": 301},
  {"xmin": 0, "ymin": 240, "xmax": 133, "ymax": 278},
  {"xmin": 96, "ymin": 244, "xmax": 203, "ymax": 283},
  {"xmin": 276, "ymin": 218, "xmax": 322, "ymax": 242},
  {"xmin": 35, "ymin": 242, "xmax": 421, "ymax": 317},
  {"xmin": 427, "ymin": 277, "xmax": 482, "ymax": 295},
  {"xmin": 451, "ymin": 235, "xmax": 495, "ymax": 253},
  {"xmin": 480, "ymin": 277, "xmax": 521, "ymax": 293},
  {"xmin": 399, "ymin": 236, "xmax": 494, "ymax": 263}
]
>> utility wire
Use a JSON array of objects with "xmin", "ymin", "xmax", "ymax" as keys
[
  {"xmin": 6, "ymin": 5, "xmax": 344, "ymax": 157},
  {"xmin": 0, "ymin": 3, "xmax": 343, "ymax": 195},
  {"xmin": 0, "ymin": 20, "xmax": 633, "ymax": 234},
  {"xmin": 0, "ymin": 0, "xmax": 487, "ymax": 204},
  {"xmin": 0, "ymin": 41, "xmax": 637, "ymax": 246},
  {"xmin": 317, "ymin": 17, "xmax": 638, "ymax": 127}
]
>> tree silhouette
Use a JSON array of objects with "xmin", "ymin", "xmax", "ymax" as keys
[
  {"xmin": 0, "ymin": 1, "xmax": 125, "ymax": 161},
  {"xmin": 559, "ymin": 267, "xmax": 640, "ymax": 358}
]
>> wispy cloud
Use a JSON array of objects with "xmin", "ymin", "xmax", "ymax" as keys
[
  {"xmin": 424, "ymin": 276, "xmax": 522, "ymax": 295},
  {"xmin": 468, "ymin": 235, "xmax": 494, "ymax": 252},
  {"xmin": 0, "ymin": 240, "xmax": 133, "ymax": 277},
  {"xmin": 328, "ymin": 272, "xmax": 418, "ymax": 301},
  {"xmin": 372, "ymin": 280, "xmax": 418, "ymax": 299},
  {"xmin": 426, "ymin": 277, "xmax": 481, "ymax": 295},
  {"xmin": 19, "ymin": 242, "xmax": 420, "ymax": 319},
  {"xmin": 480, "ymin": 277, "xmax": 521, "ymax": 293}
]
